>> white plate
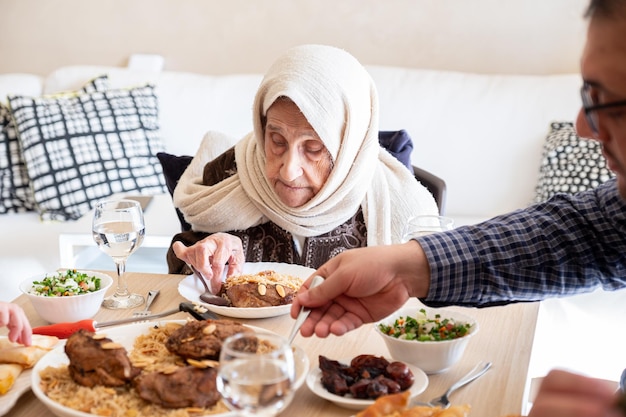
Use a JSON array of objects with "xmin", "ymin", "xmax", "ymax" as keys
[
  {"xmin": 306, "ymin": 359, "xmax": 428, "ymax": 410},
  {"xmin": 178, "ymin": 262, "xmax": 315, "ymax": 319},
  {"xmin": 0, "ymin": 368, "xmax": 31, "ymax": 416},
  {"xmin": 31, "ymin": 320, "xmax": 310, "ymax": 417}
]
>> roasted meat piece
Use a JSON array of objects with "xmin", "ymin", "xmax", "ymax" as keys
[
  {"xmin": 165, "ymin": 319, "xmax": 252, "ymax": 360},
  {"xmin": 221, "ymin": 282, "xmax": 296, "ymax": 307},
  {"xmin": 218, "ymin": 270, "xmax": 302, "ymax": 307},
  {"xmin": 133, "ymin": 366, "xmax": 220, "ymax": 409},
  {"xmin": 65, "ymin": 329, "xmax": 140, "ymax": 387}
]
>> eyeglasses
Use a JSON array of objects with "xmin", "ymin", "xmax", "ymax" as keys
[{"xmin": 581, "ymin": 82, "xmax": 626, "ymax": 134}]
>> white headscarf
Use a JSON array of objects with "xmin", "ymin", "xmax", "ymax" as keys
[{"xmin": 174, "ymin": 44, "xmax": 438, "ymax": 245}]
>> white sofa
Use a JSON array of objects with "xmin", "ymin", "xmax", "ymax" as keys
[{"xmin": 0, "ymin": 64, "xmax": 581, "ymax": 301}]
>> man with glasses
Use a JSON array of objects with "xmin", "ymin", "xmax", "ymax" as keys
[
  {"xmin": 581, "ymin": 82, "xmax": 626, "ymax": 137},
  {"xmin": 292, "ymin": 0, "xmax": 626, "ymax": 415}
]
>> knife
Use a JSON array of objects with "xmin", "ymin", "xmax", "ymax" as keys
[{"xmin": 32, "ymin": 302, "xmax": 218, "ymax": 339}]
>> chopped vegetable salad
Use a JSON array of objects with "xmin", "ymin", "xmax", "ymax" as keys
[
  {"xmin": 29, "ymin": 269, "xmax": 102, "ymax": 297},
  {"xmin": 379, "ymin": 308, "xmax": 472, "ymax": 341}
]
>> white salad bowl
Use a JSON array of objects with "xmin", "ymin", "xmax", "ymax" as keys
[
  {"xmin": 375, "ymin": 306, "xmax": 479, "ymax": 374},
  {"xmin": 19, "ymin": 270, "xmax": 113, "ymax": 323}
]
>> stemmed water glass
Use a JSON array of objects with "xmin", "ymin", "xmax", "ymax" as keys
[
  {"xmin": 402, "ymin": 215, "xmax": 454, "ymax": 242},
  {"xmin": 217, "ymin": 332, "xmax": 296, "ymax": 416},
  {"xmin": 92, "ymin": 198, "xmax": 146, "ymax": 309}
]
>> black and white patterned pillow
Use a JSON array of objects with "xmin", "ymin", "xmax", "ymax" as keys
[
  {"xmin": 0, "ymin": 75, "xmax": 110, "ymax": 214},
  {"xmin": 0, "ymin": 102, "xmax": 33, "ymax": 213},
  {"xmin": 534, "ymin": 121, "xmax": 614, "ymax": 203},
  {"xmin": 8, "ymin": 82, "xmax": 167, "ymax": 221}
]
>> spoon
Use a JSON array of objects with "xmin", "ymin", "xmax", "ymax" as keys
[
  {"xmin": 189, "ymin": 264, "xmax": 230, "ymax": 306},
  {"xmin": 287, "ymin": 275, "xmax": 325, "ymax": 344},
  {"xmin": 411, "ymin": 361, "xmax": 492, "ymax": 408}
]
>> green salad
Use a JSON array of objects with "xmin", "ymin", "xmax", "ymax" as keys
[
  {"xmin": 378, "ymin": 308, "xmax": 471, "ymax": 341},
  {"xmin": 29, "ymin": 269, "xmax": 102, "ymax": 297}
]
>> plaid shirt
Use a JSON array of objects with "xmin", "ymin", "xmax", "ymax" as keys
[{"xmin": 417, "ymin": 179, "xmax": 626, "ymax": 307}]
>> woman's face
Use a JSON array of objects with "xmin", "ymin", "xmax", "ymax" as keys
[{"xmin": 264, "ymin": 99, "xmax": 333, "ymax": 207}]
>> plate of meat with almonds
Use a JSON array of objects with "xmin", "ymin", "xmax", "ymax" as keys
[
  {"xmin": 30, "ymin": 319, "xmax": 310, "ymax": 417},
  {"xmin": 306, "ymin": 354, "xmax": 428, "ymax": 410},
  {"xmin": 178, "ymin": 262, "xmax": 313, "ymax": 319}
]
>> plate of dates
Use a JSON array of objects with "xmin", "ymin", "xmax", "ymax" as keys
[{"xmin": 306, "ymin": 354, "xmax": 428, "ymax": 410}]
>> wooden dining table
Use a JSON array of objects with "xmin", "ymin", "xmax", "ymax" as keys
[{"xmin": 3, "ymin": 271, "xmax": 539, "ymax": 417}]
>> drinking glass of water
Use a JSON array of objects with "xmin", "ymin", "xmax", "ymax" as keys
[
  {"xmin": 217, "ymin": 332, "xmax": 295, "ymax": 416},
  {"xmin": 402, "ymin": 215, "xmax": 454, "ymax": 242},
  {"xmin": 92, "ymin": 199, "xmax": 145, "ymax": 309}
]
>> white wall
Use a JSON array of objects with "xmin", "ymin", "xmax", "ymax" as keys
[{"xmin": 0, "ymin": 0, "xmax": 588, "ymax": 76}]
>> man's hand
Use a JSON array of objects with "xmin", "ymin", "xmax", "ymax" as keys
[
  {"xmin": 529, "ymin": 370, "xmax": 622, "ymax": 417},
  {"xmin": 291, "ymin": 241, "xmax": 430, "ymax": 338}
]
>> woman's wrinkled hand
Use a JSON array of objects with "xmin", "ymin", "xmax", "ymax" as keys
[{"xmin": 172, "ymin": 232, "xmax": 245, "ymax": 293}]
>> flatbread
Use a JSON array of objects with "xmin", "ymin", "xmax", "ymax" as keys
[
  {"xmin": 0, "ymin": 334, "xmax": 59, "ymax": 396},
  {"xmin": 356, "ymin": 391, "xmax": 471, "ymax": 417},
  {"xmin": 0, "ymin": 334, "xmax": 60, "ymax": 350},
  {"xmin": 0, "ymin": 335, "xmax": 60, "ymax": 368},
  {"xmin": 0, "ymin": 363, "xmax": 23, "ymax": 395}
]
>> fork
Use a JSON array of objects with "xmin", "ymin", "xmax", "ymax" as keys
[
  {"xmin": 411, "ymin": 361, "xmax": 492, "ymax": 408},
  {"xmin": 132, "ymin": 290, "xmax": 160, "ymax": 317}
]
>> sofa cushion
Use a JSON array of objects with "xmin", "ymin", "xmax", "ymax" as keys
[
  {"xmin": 43, "ymin": 66, "xmax": 264, "ymax": 157},
  {"xmin": 0, "ymin": 75, "xmax": 110, "ymax": 214},
  {"xmin": 0, "ymin": 103, "xmax": 33, "ymax": 214},
  {"xmin": 378, "ymin": 129, "xmax": 413, "ymax": 171},
  {"xmin": 156, "ymin": 152, "xmax": 193, "ymax": 231},
  {"xmin": 8, "ymin": 82, "xmax": 167, "ymax": 221},
  {"xmin": 534, "ymin": 121, "xmax": 614, "ymax": 203},
  {"xmin": 0, "ymin": 74, "xmax": 43, "ymax": 101}
]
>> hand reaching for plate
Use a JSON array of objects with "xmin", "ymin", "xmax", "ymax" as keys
[{"xmin": 172, "ymin": 232, "xmax": 246, "ymax": 293}]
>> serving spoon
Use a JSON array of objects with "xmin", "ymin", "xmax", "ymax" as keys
[
  {"xmin": 189, "ymin": 264, "xmax": 230, "ymax": 306},
  {"xmin": 288, "ymin": 275, "xmax": 325, "ymax": 344}
]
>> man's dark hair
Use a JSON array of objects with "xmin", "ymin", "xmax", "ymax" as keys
[{"xmin": 585, "ymin": 0, "xmax": 626, "ymax": 18}]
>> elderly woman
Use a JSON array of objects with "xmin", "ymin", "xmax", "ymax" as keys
[{"xmin": 168, "ymin": 44, "xmax": 437, "ymax": 292}]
